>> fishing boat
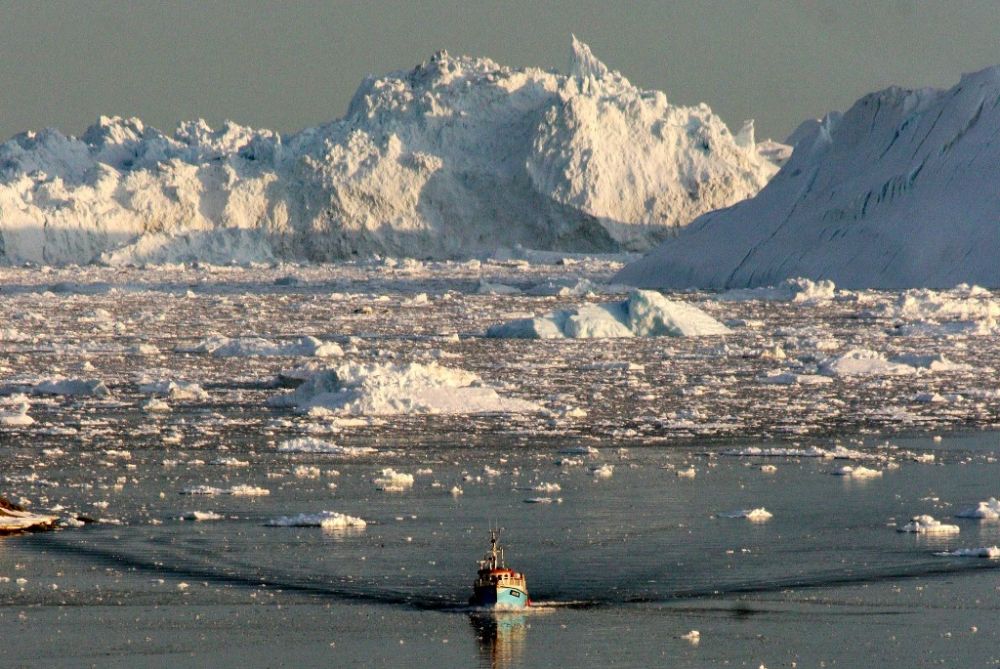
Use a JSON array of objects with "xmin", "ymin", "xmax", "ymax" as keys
[{"xmin": 470, "ymin": 529, "xmax": 530, "ymax": 609}]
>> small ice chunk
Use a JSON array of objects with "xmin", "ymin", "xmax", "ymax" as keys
[
  {"xmin": 898, "ymin": 515, "xmax": 959, "ymax": 534},
  {"xmin": 832, "ymin": 465, "xmax": 882, "ymax": 479},
  {"xmin": 955, "ymin": 498, "xmax": 1000, "ymax": 520},
  {"xmin": 181, "ymin": 511, "xmax": 224, "ymax": 521},
  {"xmin": 373, "ymin": 468, "xmax": 414, "ymax": 492},
  {"xmin": 936, "ymin": 546, "xmax": 1000, "ymax": 558},
  {"xmin": 720, "ymin": 508, "xmax": 773, "ymax": 522},
  {"xmin": 266, "ymin": 512, "xmax": 366, "ymax": 530}
]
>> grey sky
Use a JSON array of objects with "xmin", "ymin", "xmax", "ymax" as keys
[{"xmin": 2, "ymin": 1, "xmax": 1000, "ymax": 143}]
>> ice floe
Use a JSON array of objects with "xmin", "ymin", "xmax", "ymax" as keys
[
  {"xmin": 955, "ymin": 498, "xmax": 1000, "ymax": 520},
  {"xmin": 486, "ymin": 289, "xmax": 729, "ymax": 339},
  {"xmin": 265, "ymin": 512, "xmax": 367, "ymax": 530},
  {"xmin": 0, "ymin": 496, "xmax": 58, "ymax": 533},
  {"xmin": 0, "ymin": 394, "xmax": 34, "ymax": 427},
  {"xmin": 720, "ymin": 508, "xmax": 773, "ymax": 522},
  {"xmin": 831, "ymin": 465, "xmax": 882, "ymax": 479},
  {"xmin": 898, "ymin": 515, "xmax": 959, "ymax": 534},
  {"xmin": 936, "ymin": 546, "xmax": 1000, "ymax": 558},
  {"xmin": 180, "ymin": 335, "xmax": 343, "ymax": 358},
  {"xmin": 373, "ymin": 468, "xmax": 414, "ymax": 492},
  {"xmin": 276, "ymin": 437, "xmax": 377, "ymax": 456},
  {"xmin": 269, "ymin": 361, "xmax": 540, "ymax": 416}
]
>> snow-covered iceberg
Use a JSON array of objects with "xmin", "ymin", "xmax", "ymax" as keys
[
  {"xmin": 486, "ymin": 289, "xmax": 729, "ymax": 339},
  {"xmin": 616, "ymin": 64, "xmax": 1000, "ymax": 289},
  {"xmin": 268, "ymin": 361, "xmax": 540, "ymax": 415},
  {"xmin": 0, "ymin": 38, "xmax": 779, "ymax": 266}
]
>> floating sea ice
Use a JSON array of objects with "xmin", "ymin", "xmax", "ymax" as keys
[
  {"xmin": 181, "ymin": 511, "xmax": 224, "ymax": 521},
  {"xmin": 524, "ymin": 497, "xmax": 555, "ymax": 504},
  {"xmin": 180, "ymin": 485, "xmax": 225, "ymax": 495},
  {"xmin": 143, "ymin": 398, "xmax": 171, "ymax": 413},
  {"xmin": 720, "ymin": 508, "xmax": 773, "ymax": 522},
  {"xmin": 721, "ymin": 446, "xmax": 831, "ymax": 458},
  {"xmin": 898, "ymin": 515, "xmax": 959, "ymax": 534},
  {"xmin": 477, "ymin": 280, "xmax": 521, "ymax": 295},
  {"xmin": 0, "ymin": 394, "xmax": 34, "ymax": 427},
  {"xmin": 955, "ymin": 498, "xmax": 1000, "ymax": 520},
  {"xmin": 485, "ymin": 289, "xmax": 730, "ymax": 339},
  {"xmin": 276, "ymin": 437, "xmax": 377, "ymax": 456},
  {"xmin": 819, "ymin": 349, "xmax": 916, "ymax": 377},
  {"xmin": 716, "ymin": 278, "xmax": 837, "ymax": 304},
  {"xmin": 181, "ymin": 335, "xmax": 343, "ymax": 358},
  {"xmin": 760, "ymin": 465, "xmax": 777, "ymax": 474},
  {"xmin": 294, "ymin": 465, "xmax": 321, "ymax": 479},
  {"xmin": 181, "ymin": 485, "xmax": 269, "ymax": 496},
  {"xmin": 373, "ymin": 468, "xmax": 414, "ymax": 492},
  {"xmin": 832, "ymin": 465, "xmax": 882, "ymax": 479},
  {"xmin": 266, "ymin": 512, "xmax": 367, "ymax": 530},
  {"xmin": 680, "ymin": 630, "xmax": 700, "ymax": 644},
  {"xmin": 590, "ymin": 464, "xmax": 614, "ymax": 479},
  {"xmin": 676, "ymin": 467, "xmax": 697, "ymax": 478},
  {"xmin": 450, "ymin": 486, "xmax": 464, "ymax": 497},
  {"xmin": 936, "ymin": 546, "xmax": 1000, "ymax": 558},
  {"xmin": 31, "ymin": 377, "xmax": 111, "ymax": 398},
  {"xmin": 532, "ymin": 482, "xmax": 562, "ymax": 493},
  {"xmin": 760, "ymin": 371, "xmax": 833, "ymax": 386},
  {"xmin": 559, "ymin": 445, "xmax": 599, "ymax": 457},
  {"xmin": 228, "ymin": 485, "xmax": 270, "ymax": 496},
  {"xmin": 137, "ymin": 378, "xmax": 209, "ymax": 401},
  {"xmin": 211, "ymin": 457, "xmax": 249, "ymax": 467},
  {"xmin": 269, "ymin": 361, "xmax": 540, "ymax": 416}
]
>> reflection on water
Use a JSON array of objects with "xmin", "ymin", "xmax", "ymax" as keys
[{"xmin": 469, "ymin": 612, "xmax": 527, "ymax": 669}]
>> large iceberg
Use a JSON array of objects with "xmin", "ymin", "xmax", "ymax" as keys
[
  {"xmin": 616, "ymin": 64, "xmax": 1000, "ymax": 289},
  {"xmin": 486, "ymin": 289, "xmax": 730, "ymax": 339},
  {"xmin": 0, "ymin": 38, "xmax": 779, "ymax": 265}
]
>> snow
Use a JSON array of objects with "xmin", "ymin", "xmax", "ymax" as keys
[
  {"xmin": 0, "ymin": 38, "xmax": 778, "ymax": 266},
  {"xmin": 486, "ymin": 289, "xmax": 729, "ymax": 339},
  {"xmin": 898, "ymin": 515, "xmax": 960, "ymax": 534},
  {"xmin": 265, "ymin": 511, "xmax": 367, "ymax": 530},
  {"xmin": 269, "ymin": 361, "xmax": 540, "ymax": 415},
  {"xmin": 615, "ymin": 65, "xmax": 1000, "ymax": 290},
  {"xmin": 955, "ymin": 498, "xmax": 1000, "ymax": 520}
]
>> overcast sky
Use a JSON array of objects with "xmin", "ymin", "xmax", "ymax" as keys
[{"xmin": 3, "ymin": 1, "xmax": 1000, "ymax": 143}]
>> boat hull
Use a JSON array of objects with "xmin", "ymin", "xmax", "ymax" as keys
[{"xmin": 470, "ymin": 584, "xmax": 529, "ymax": 609}]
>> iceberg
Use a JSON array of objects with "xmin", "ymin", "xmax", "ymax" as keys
[
  {"xmin": 0, "ymin": 38, "xmax": 779, "ymax": 266},
  {"xmin": 486, "ymin": 289, "xmax": 729, "ymax": 339},
  {"xmin": 616, "ymin": 65, "xmax": 1000, "ymax": 289},
  {"xmin": 269, "ymin": 361, "xmax": 540, "ymax": 415}
]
